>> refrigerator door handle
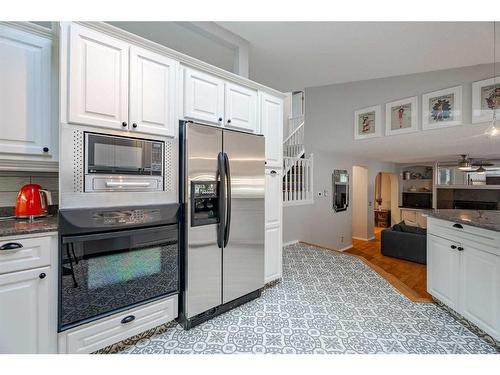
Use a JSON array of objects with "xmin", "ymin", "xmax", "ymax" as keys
[
  {"xmin": 217, "ymin": 152, "xmax": 226, "ymax": 249},
  {"xmin": 223, "ymin": 152, "xmax": 231, "ymax": 247}
]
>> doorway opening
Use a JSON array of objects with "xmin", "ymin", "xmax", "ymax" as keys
[{"xmin": 374, "ymin": 171, "xmax": 399, "ymax": 234}]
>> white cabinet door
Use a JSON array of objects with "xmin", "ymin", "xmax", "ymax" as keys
[
  {"xmin": 183, "ymin": 68, "xmax": 224, "ymax": 125},
  {"xmin": 265, "ymin": 169, "xmax": 282, "ymax": 283},
  {"xmin": 260, "ymin": 93, "xmax": 283, "ymax": 167},
  {"xmin": 427, "ymin": 234, "xmax": 460, "ymax": 309},
  {"xmin": 225, "ymin": 83, "xmax": 258, "ymax": 133},
  {"xmin": 0, "ymin": 267, "xmax": 50, "ymax": 353},
  {"xmin": 460, "ymin": 244, "xmax": 500, "ymax": 340},
  {"xmin": 68, "ymin": 24, "xmax": 129, "ymax": 129},
  {"xmin": 265, "ymin": 225, "xmax": 282, "ymax": 284},
  {"xmin": 129, "ymin": 47, "xmax": 178, "ymax": 137},
  {"xmin": 0, "ymin": 26, "xmax": 52, "ymax": 157}
]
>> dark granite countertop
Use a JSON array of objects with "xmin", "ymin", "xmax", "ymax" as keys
[
  {"xmin": 0, "ymin": 215, "xmax": 58, "ymax": 238},
  {"xmin": 426, "ymin": 209, "xmax": 500, "ymax": 233}
]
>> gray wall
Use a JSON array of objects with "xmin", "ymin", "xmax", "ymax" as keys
[
  {"xmin": 283, "ymin": 150, "xmax": 396, "ymax": 250},
  {"xmin": 296, "ymin": 63, "xmax": 500, "ymax": 163},
  {"xmin": 282, "ymin": 63, "xmax": 500, "ymax": 249}
]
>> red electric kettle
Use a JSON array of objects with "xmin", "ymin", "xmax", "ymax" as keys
[{"xmin": 15, "ymin": 184, "xmax": 53, "ymax": 218}]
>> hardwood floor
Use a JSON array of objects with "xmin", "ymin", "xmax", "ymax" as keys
[{"xmin": 345, "ymin": 227, "xmax": 433, "ymax": 302}]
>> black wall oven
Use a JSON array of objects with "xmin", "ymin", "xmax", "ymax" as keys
[{"xmin": 58, "ymin": 204, "xmax": 179, "ymax": 331}]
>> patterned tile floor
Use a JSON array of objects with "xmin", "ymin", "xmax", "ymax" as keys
[{"xmin": 99, "ymin": 243, "xmax": 500, "ymax": 354}]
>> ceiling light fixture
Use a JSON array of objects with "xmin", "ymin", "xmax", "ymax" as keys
[
  {"xmin": 476, "ymin": 165, "xmax": 487, "ymax": 174},
  {"xmin": 458, "ymin": 154, "xmax": 473, "ymax": 170},
  {"xmin": 485, "ymin": 21, "xmax": 499, "ymax": 137}
]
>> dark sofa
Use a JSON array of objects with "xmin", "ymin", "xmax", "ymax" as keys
[{"xmin": 381, "ymin": 222, "xmax": 427, "ymax": 264}]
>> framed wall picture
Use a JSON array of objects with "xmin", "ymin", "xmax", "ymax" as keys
[
  {"xmin": 385, "ymin": 96, "xmax": 418, "ymax": 136},
  {"xmin": 422, "ymin": 86, "xmax": 462, "ymax": 130},
  {"xmin": 353, "ymin": 105, "xmax": 381, "ymax": 140},
  {"xmin": 472, "ymin": 77, "xmax": 500, "ymax": 123}
]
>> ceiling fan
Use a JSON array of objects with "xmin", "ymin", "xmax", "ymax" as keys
[{"xmin": 457, "ymin": 154, "xmax": 499, "ymax": 173}]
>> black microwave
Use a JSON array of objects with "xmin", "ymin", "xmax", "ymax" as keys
[{"xmin": 402, "ymin": 192, "xmax": 432, "ymax": 209}]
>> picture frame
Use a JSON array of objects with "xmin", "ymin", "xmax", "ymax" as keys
[
  {"xmin": 472, "ymin": 76, "xmax": 500, "ymax": 124},
  {"xmin": 422, "ymin": 86, "xmax": 462, "ymax": 130},
  {"xmin": 353, "ymin": 105, "xmax": 382, "ymax": 140},
  {"xmin": 385, "ymin": 96, "xmax": 418, "ymax": 136}
]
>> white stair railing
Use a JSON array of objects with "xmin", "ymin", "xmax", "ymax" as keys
[
  {"xmin": 283, "ymin": 154, "xmax": 314, "ymax": 206},
  {"xmin": 283, "ymin": 115, "xmax": 305, "ymax": 159}
]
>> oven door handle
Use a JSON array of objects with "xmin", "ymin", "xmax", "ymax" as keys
[
  {"xmin": 61, "ymin": 225, "xmax": 178, "ymax": 244},
  {"xmin": 105, "ymin": 181, "xmax": 152, "ymax": 187}
]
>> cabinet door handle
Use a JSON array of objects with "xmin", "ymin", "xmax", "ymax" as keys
[
  {"xmin": 270, "ymin": 170, "xmax": 277, "ymax": 175},
  {"xmin": 121, "ymin": 315, "xmax": 136, "ymax": 324},
  {"xmin": 0, "ymin": 242, "xmax": 23, "ymax": 251},
  {"xmin": 218, "ymin": 117, "xmax": 223, "ymax": 122},
  {"xmin": 132, "ymin": 123, "xmax": 138, "ymax": 128},
  {"xmin": 43, "ymin": 147, "xmax": 49, "ymax": 153},
  {"xmin": 450, "ymin": 245, "xmax": 457, "ymax": 249},
  {"xmin": 227, "ymin": 119, "xmax": 231, "ymax": 124},
  {"xmin": 122, "ymin": 122, "xmax": 128, "ymax": 127},
  {"xmin": 457, "ymin": 247, "xmax": 464, "ymax": 251},
  {"xmin": 39, "ymin": 273, "xmax": 46, "ymax": 279},
  {"xmin": 453, "ymin": 223, "xmax": 463, "ymax": 229}
]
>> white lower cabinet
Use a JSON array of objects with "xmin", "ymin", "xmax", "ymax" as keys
[
  {"xmin": 265, "ymin": 168, "xmax": 282, "ymax": 283},
  {"xmin": 427, "ymin": 217, "xmax": 500, "ymax": 341},
  {"xmin": 58, "ymin": 295, "xmax": 178, "ymax": 354},
  {"xmin": 460, "ymin": 244, "xmax": 500, "ymax": 339},
  {"xmin": 0, "ymin": 267, "xmax": 51, "ymax": 354},
  {"xmin": 427, "ymin": 234, "xmax": 460, "ymax": 309}
]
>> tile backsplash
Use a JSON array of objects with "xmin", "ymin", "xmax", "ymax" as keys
[{"xmin": 0, "ymin": 171, "xmax": 58, "ymax": 208}]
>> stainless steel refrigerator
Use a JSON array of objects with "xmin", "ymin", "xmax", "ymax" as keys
[{"xmin": 178, "ymin": 121, "xmax": 265, "ymax": 329}]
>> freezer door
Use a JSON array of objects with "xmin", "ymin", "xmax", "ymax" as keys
[
  {"xmin": 185, "ymin": 123, "xmax": 223, "ymax": 318},
  {"xmin": 222, "ymin": 130, "xmax": 265, "ymax": 303}
]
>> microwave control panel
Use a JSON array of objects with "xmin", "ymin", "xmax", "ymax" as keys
[{"xmin": 191, "ymin": 181, "xmax": 219, "ymax": 227}]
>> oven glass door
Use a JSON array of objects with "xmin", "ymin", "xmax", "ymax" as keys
[
  {"xmin": 86, "ymin": 133, "xmax": 162, "ymax": 176},
  {"xmin": 59, "ymin": 224, "xmax": 178, "ymax": 331}
]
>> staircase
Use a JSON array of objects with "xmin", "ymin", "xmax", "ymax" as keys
[
  {"xmin": 282, "ymin": 113, "xmax": 314, "ymax": 206},
  {"xmin": 283, "ymin": 115, "xmax": 305, "ymax": 158}
]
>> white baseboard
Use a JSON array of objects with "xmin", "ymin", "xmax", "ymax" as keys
[
  {"xmin": 283, "ymin": 240, "xmax": 299, "ymax": 247},
  {"xmin": 352, "ymin": 236, "xmax": 375, "ymax": 241},
  {"xmin": 337, "ymin": 245, "xmax": 353, "ymax": 252}
]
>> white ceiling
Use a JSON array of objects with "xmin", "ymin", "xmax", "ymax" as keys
[{"xmin": 218, "ymin": 22, "xmax": 494, "ymax": 91}]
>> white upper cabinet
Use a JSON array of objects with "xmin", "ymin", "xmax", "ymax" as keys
[
  {"xmin": 260, "ymin": 93, "xmax": 283, "ymax": 167},
  {"xmin": 183, "ymin": 68, "xmax": 225, "ymax": 126},
  {"xmin": 129, "ymin": 47, "xmax": 178, "ymax": 137},
  {"xmin": 225, "ymin": 83, "xmax": 258, "ymax": 133},
  {"xmin": 0, "ymin": 26, "xmax": 53, "ymax": 158},
  {"xmin": 68, "ymin": 24, "xmax": 129, "ymax": 130}
]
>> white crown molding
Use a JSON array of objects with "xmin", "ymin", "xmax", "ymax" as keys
[
  {"xmin": 70, "ymin": 21, "xmax": 285, "ymax": 98},
  {"xmin": 0, "ymin": 22, "xmax": 52, "ymax": 39}
]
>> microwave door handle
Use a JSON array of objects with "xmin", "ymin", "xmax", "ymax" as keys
[
  {"xmin": 223, "ymin": 152, "xmax": 231, "ymax": 248},
  {"xmin": 105, "ymin": 181, "xmax": 151, "ymax": 187},
  {"xmin": 217, "ymin": 152, "xmax": 226, "ymax": 249}
]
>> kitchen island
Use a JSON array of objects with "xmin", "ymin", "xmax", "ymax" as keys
[{"xmin": 426, "ymin": 209, "xmax": 500, "ymax": 343}]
